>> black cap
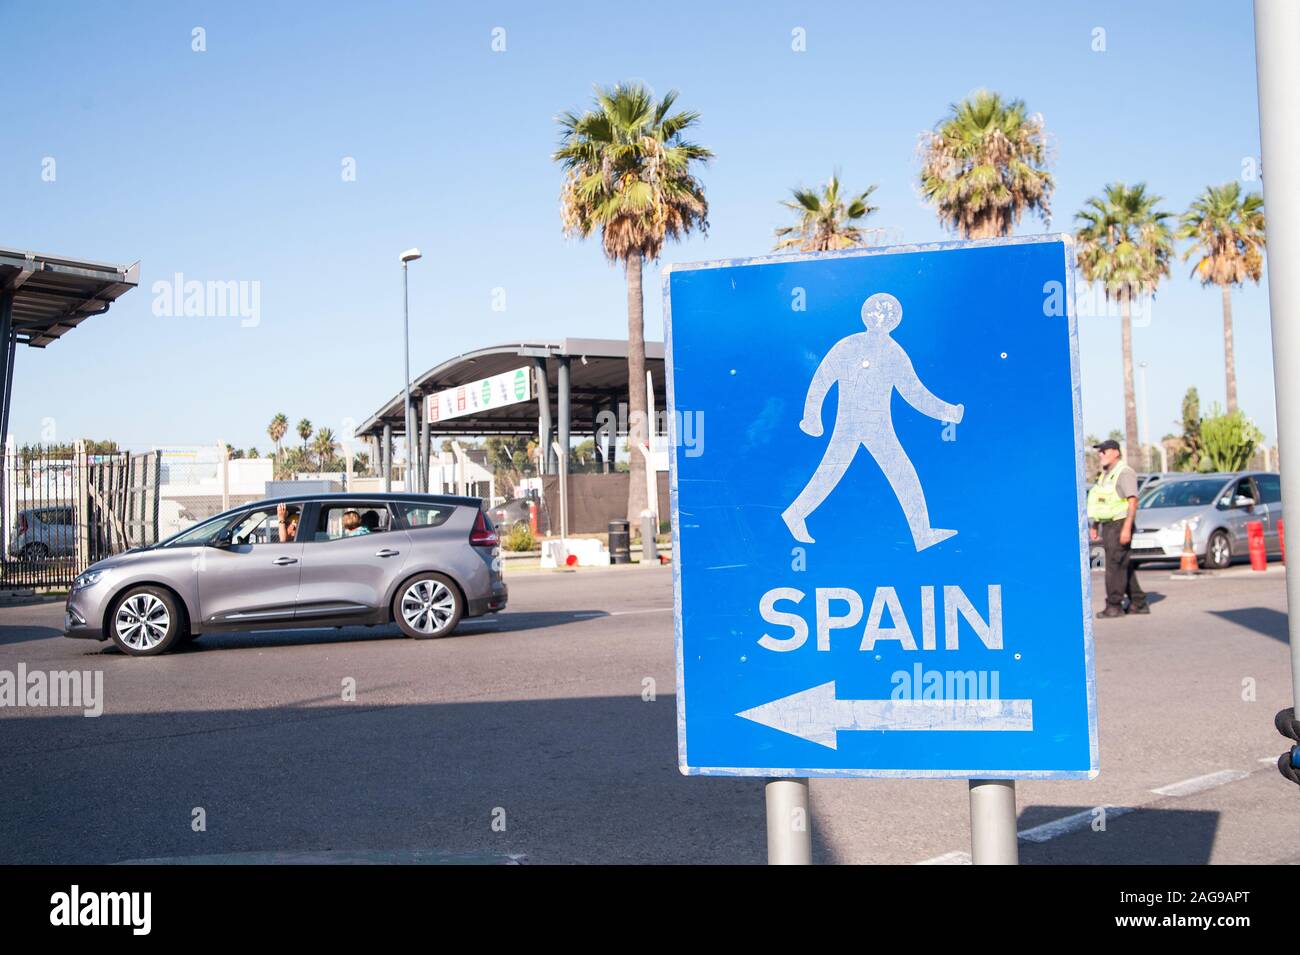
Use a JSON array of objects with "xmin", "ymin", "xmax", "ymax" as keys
[{"xmin": 1094, "ymin": 439, "xmax": 1121, "ymax": 453}]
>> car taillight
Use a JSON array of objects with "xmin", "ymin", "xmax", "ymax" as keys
[{"xmin": 469, "ymin": 509, "xmax": 499, "ymax": 547}]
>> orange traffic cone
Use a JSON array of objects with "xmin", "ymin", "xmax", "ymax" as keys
[{"xmin": 1177, "ymin": 521, "xmax": 1200, "ymax": 575}]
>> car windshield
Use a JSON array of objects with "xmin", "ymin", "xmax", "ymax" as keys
[
  {"xmin": 1139, "ymin": 478, "xmax": 1226, "ymax": 509},
  {"xmin": 159, "ymin": 514, "xmax": 231, "ymax": 547}
]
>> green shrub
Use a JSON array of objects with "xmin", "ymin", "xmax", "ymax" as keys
[
  {"xmin": 1199, "ymin": 405, "xmax": 1263, "ymax": 473},
  {"xmin": 502, "ymin": 522, "xmax": 537, "ymax": 552}
]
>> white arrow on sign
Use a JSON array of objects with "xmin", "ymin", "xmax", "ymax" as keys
[{"xmin": 736, "ymin": 681, "xmax": 1033, "ymax": 749}]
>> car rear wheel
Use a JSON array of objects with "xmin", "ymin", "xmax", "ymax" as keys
[
  {"xmin": 393, "ymin": 573, "xmax": 463, "ymax": 639},
  {"xmin": 1204, "ymin": 530, "xmax": 1232, "ymax": 570},
  {"xmin": 22, "ymin": 542, "xmax": 50, "ymax": 561},
  {"xmin": 109, "ymin": 586, "xmax": 185, "ymax": 656}
]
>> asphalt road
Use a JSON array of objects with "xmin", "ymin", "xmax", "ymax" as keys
[{"xmin": 0, "ymin": 561, "xmax": 1294, "ymax": 864}]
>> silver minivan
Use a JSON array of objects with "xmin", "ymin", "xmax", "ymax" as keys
[
  {"xmin": 64, "ymin": 493, "xmax": 508, "ymax": 656},
  {"xmin": 1130, "ymin": 471, "xmax": 1284, "ymax": 569}
]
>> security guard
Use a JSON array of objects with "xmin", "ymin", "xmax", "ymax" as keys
[{"xmin": 1087, "ymin": 439, "xmax": 1148, "ymax": 618}]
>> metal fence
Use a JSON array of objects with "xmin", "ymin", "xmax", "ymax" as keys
[{"xmin": 1, "ymin": 447, "xmax": 160, "ymax": 589}]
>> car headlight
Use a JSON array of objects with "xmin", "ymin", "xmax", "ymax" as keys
[
  {"xmin": 72, "ymin": 570, "xmax": 106, "ymax": 591},
  {"xmin": 1165, "ymin": 516, "xmax": 1200, "ymax": 534}
]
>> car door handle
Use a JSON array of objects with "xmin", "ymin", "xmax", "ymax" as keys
[
  {"xmin": 375, "ymin": 548, "xmax": 401, "ymax": 558},
  {"xmin": 273, "ymin": 556, "xmax": 299, "ymax": 565}
]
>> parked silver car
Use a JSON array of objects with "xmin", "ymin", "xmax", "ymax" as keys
[
  {"xmin": 11, "ymin": 505, "xmax": 75, "ymax": 559},
  {"xmin": 64, "ymin": 493, "xmax": 508, "ymax": 656},
  {"xmin": 1130, "ymin": 471, "xmax": 1283, "ymax": 569}
]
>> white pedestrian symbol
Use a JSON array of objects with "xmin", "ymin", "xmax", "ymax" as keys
[{"xmin": 781, "ymin": 292, "xmax": 964, "ymax": 550}]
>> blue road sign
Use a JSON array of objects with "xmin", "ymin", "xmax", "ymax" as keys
[{"xmin": 664, "ymin": 235, "xmax": 1097, "ymax": 778}]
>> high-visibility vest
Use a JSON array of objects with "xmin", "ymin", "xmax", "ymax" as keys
[{"xmin": 1087, "ymin": 463, "xmax": 1134, "ymax": 523}]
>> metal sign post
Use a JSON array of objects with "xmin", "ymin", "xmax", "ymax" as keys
[
  {"xmin": 969, "ymin": 779, "xmax": 1019, "ymax": 864},
  {"xmin": 1254, "ymin": 0, "xmax": 1300, "ymax": 718},
  {"xmin": 664, "ymin": 236, "xmax": 1097, "ymax": 863},
  {"xmin": 765, "ymin": 778, "xmax": 812, "ymax": 864}
]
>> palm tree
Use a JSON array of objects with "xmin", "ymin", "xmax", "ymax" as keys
[
  {"xmin": 774, "ymin": 174, "xmax": 878, "ymax": 251},
  {"xmin": 267, "ymin": 413, "xmax": 288, "ymax": 472},
  {"xmin": 296, "ymin": 418, "xmax": 312, "ymax": 454},
  {"xmin": 312, "ymin": 428, "xmax": 338, "ymax": 471},
  {"xmin": 555, "ymin": 82, "xmax": 712, "ymax": 526},
  {"xmin": 919, "ymin": 90, "xmax": 1053, "ymax": 239},
  {"xmin": 1075, "ymin": 182, "xmax": 1174, "ymax": 465},
  {"xmin": 1177, "ymin": 182, "xmax": 1266, "ymax": 414}
]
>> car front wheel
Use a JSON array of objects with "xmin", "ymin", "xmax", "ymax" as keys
[
  {"xmin": 1204, "ymin": 530, "xmax": 1232, "ymax": 570},
  {"xmin": 393, "ymin": 573, "xmax": 463, "ymax": 639},
  {"xmin": 109, "ymin": 586, "xmax": 185, "ymax": 656}
]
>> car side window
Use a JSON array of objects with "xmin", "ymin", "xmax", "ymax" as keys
[
  {"xmin": 1237, "ymin": 479, "xmax": 1257, "ymax": 504},
  {"xmin": 229, "ymin": 506, "xmax": 298, "ymax": 545},
  {"xmin": 310, "ymin": 503, "xmax": 392, "ymax": 542},
  {"xmin": 1257, "ymin": 474, "xmax": 1282, "ymax": 504},
  {"xmin": 398, "ymin": 503, "xmax": 453, "ymax": 528}
]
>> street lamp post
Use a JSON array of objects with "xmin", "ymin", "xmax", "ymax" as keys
[{"xmin": 400, "ymin": 248, "xmax": 422, "ymax": 491}]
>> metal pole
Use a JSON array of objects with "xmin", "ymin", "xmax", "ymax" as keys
[
  {"xmin": 968, "ymin": 779, "xmax": 1019, "ymax": 864},
  {"xmin": 1254, "ymin": 0, "xmax": 1300, "ymax": 715},
  {"xmin": 0, "ymin": 291, "xmax": 13, "ymax": 562},
  {"xmin": 765, "ymin": 778, "xmax": 812, "ymax": 864},
  {"xmin": 533, "ymin": 357, "xmax": 552, "ymax": 476},
  {"xmin": 645, "ymin": 370, "xmax": 659, "ymax": 526},
  {"xmin": 402, "ymin": 262, "xmax": 415, "ymax": 492},
  {"xmin": 1138, "ymin": 361, "xmax": 1151, "ymax": 471},
  {"xmin": 557, "ymin": 356, "xmax": 571, "ymax": 475},
  {"xmin": 420, "ymin": 414, "xmax": 431, "ymax": 493},
  {"xmin": 551, "ymin": 439, "xmax": 568, "ymax": 543},
  {"xmin": 219, "ymin": 438, "xmax": 230, "ymax": 512},
  {"xmin": 382, "ymin": 423, "xmax": 392, "ymax": 492}
]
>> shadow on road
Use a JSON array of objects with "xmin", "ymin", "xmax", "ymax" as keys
[
  {"xmin": 82, "ymin": 610, "xmax": 615, "ymax": 654},
  {"xmin": 1207, "ymin": 607, "xmax": 1290, "ymax": 644},
  {"xmin": 0, "ymin": 623, "xmax": 64, "ymax": 647},
  {"xmin": 0, "ymin": 693, "xmax": 835, "ymax": 865},
  {"xmin": 1017, "ymin": 804, "xmax": 1219, "ymax": 864}
]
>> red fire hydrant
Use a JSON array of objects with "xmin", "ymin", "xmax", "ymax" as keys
[{"xmin": 1247, "ymin": 520, "xmax": 1268, "ymax": 571}]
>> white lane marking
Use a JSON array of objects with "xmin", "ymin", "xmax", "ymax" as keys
[
  {"xmin": 1017, "ymin": 806, "xmax": 1134, "ymax": 843},
  {"xmin": 1150, "ymin": 769, "xmax": 1250, "ymax": 797},
  {"xmin": 917, "ymin": 850, "xmax": 971, "ymax": 865},
  {"xmin": 917, "ymin": 767, "xmax": 1255, "ymax": 864},
  {"xmin": 1259, "ymin": 756, "xmax": 1279, "ymax": 764}
]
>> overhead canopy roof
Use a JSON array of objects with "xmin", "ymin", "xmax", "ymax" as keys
[
  {"xmin": 0, "ymin": 248, "xmax": 141, "ymax": 347},
  {"xmin": 356, "ymin": 337, "xmax": 667, "ymax": 438}
]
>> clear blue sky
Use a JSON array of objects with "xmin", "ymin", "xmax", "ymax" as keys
[{"xmin": 0, "ymin": 0, "xmax": 1272, "ymax": 452}]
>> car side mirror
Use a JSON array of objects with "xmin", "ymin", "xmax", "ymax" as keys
[{"xmin": 209, "ymin": 529, "xmax": 234, "ymax": 549}]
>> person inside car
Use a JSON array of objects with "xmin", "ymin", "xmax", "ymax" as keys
[
  {"xmin": 342, "ymin": 510, "xmax": 370, "ymax": 537},
  {"xmin": 276, "ymin": 504, "xmax": 301, "ymax": 543}
]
